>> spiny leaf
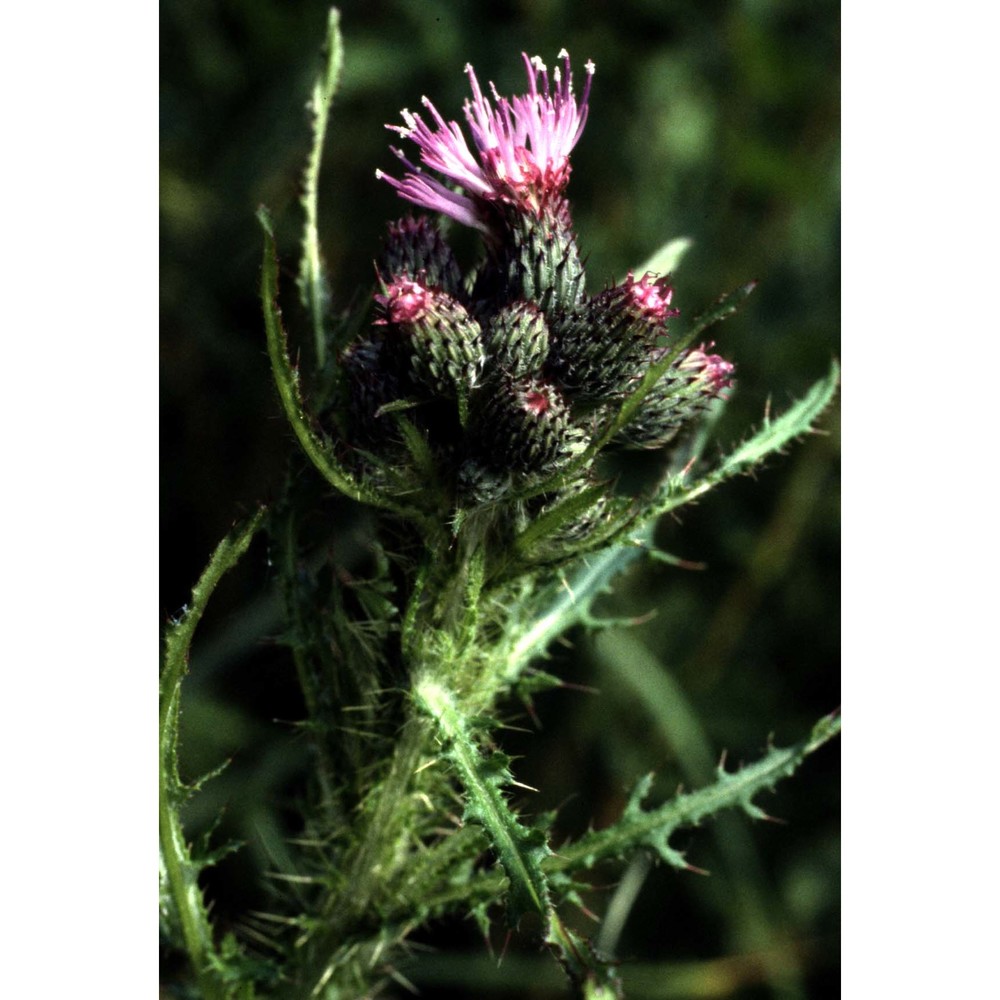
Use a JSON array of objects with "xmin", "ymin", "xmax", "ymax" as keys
[
  {"xmin": 160, "ymin": 509, "xmax": 265, "ymax": 999},
  {"xmin": 546, "ymin": 914, "xmax": 624, "ymax": 1000},
  {"xmin": 513, "ymin": 483, "xmax": 609, "ymax": 560},
  {"xmin": 502, "ymin": 540, "xmax": 649, "ymax": 682},
  {"xmin": 554, "ymin": 712, "xmax": 841, "ymax": 872},
  {"xmin": 683, "ymin": 280, "xmax": 759, "ymax": 343}
]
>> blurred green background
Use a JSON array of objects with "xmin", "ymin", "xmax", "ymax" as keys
[{"xmin": 161, "ymin": 1, "xmax": 839, "ymax": 997}]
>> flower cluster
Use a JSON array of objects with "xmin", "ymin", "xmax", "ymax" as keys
[{"xmin": 341, "ymin": 51, "xmax": 734, "ymax": 509}]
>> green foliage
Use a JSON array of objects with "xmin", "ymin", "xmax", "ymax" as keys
[
  {"xmin": 554, "ymin": 714, "xmax": 841, "ymax": 874},
  {"xmin": 160, "ymin": 510, "xmax": 266, "ymax": 999},
  {"xmin": 298, "ymin": 9, "xmax": 343, "ymax": 369},
  {"xmin": 161, "ymin": 8, "xmax": 839, "ymax": 998},
  {"xmin": 415, "ymin": 678, "xmax": 552, "ymax": 926}
]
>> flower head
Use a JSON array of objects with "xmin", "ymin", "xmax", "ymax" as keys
[
  {"xmin": 374, "ymin": 278, "xmax": 433, "ymax": 325},
  {"xmin": 680, "ymin": 343, "xmax": 736, "ymax": 394},
  {"xmin": 376, "ymin": 50, "xmax": 594, "ymax": 230},
  {"xmin": 620, "ymin": 272, "xmax": 680, "ymax": 325}
]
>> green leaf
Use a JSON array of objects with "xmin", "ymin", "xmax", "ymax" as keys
[
  {"xmin": 683, "ymin": 280, "xmax": 759, "ymax": 343},
  {"xmin": 160, "ymin": 509, "xmax": 265, "ymax": 999},
  {"xmin": 258, "ymin": 207, "xmax": 424, "ymax": 520},
  {"xmin": 546, "ymin": 914, "xmax": 624, "ymax": 1000},
  {"xmin": 513, "ymin": 482, "xmax": 609, "ymax": 560},
  {"xmin": 631, "ymin": 235, "xmax": 694, "ymax": 279},
  {"xmin": 555, "ymin": 712, "xmax": 841, "ymax": 873},
  {"xmin": 297, "ymin": 8, "xmax": 344, "ymax": 368},
  {"xmin": 502, "ymin": 541, "xmax": 648, "ymax": 681}
]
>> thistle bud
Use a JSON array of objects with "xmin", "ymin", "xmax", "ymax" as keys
[
  {"xmin": 493, "ymin": 212, "xmax": 586, "ymax": 314},
  {"xmin": 378, "ymin": 216, "xmax": 462, "ymax": 297},
  {"xmin": 548, "ymin": 272, "xmax": 679, "ymax": 401},
  {"xmin": 483, "ymin": 300, "xmax": 551, "ymax": 379},
  {"xmin": 614, "ymin": 344, "xmax": 735, "ymax": 450},
  {"xmin": 456, "ymin": 459, "xmax": 512, "ymax": 504},
  {"xmin": 375, "ymin": 277, "xmax": 485, "ymax": 399},
  {"xmin": 471, "ymin": 377, "xmax": 589, "ymax": 480},
  {"xmin": 340, "ymin": 338, "xmax": 402, "ymax": 445}
]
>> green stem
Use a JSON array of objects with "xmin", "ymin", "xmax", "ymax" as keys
[
  {"xmin": 291, "ymin": 717, "xmax": 433, "ymax": 998},
  {"xmin": 415, "ymin": 677, "xmax": 551, "ymax": 924},
  {"xmin": 377, "ymin": 712, "xmax": 840, "ymax": 925}
]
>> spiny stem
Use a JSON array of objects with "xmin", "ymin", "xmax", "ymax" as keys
[{"xmin": 415, "ymin": 677, "xmax": 551, "ymax": 924}]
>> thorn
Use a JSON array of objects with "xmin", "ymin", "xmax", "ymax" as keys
[
  {"xmin": 718, "ymin": 748, "xmax": 728, "ymax": 771},
  {"xmin": 413, "ymin": 757, "xmax": 439, "ymax": 775},
  {"xmin": 558, "ymin": 571, "xmax": 577, "ymax": 603},
  {"xmin": 684, "ymin": 862, "xmax": 711, "ymax": 876},
  {"xmin": 385, "ymin": 965, "xmax": 420, "ymax": 995},
  {"xmin": 558, "ymin": 680, "xmax": 600, "ymax": 695},
  {"xmin": 628, "ymin": 609, "xmax": 658, "ymax": 626},
  {"xmin": 578, "ymin": 902, "xmax": 600, "ymax": 923},
  {"xmin": 680, "ymin": 456, "xmax": 697, "ymax": 478},
  {"xmin": 498, "ymin": 930, "xmax": 513, "ymax": 966},
  {"xmin": 509, "ymin": 779, "xmax": 540, "ymax": 793},
  {"xmin": 674, "ymin": 558, "xmax": 707, "ymax": 571},
  {"xmin": 522, "ymin": 699, "xmax": 543, "ymax": 730}
]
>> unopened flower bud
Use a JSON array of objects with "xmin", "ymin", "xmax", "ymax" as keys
[
  {"xmin": 548, "ymin": 273, "xmax": 678, "ymax": 401},
  {"xmin": 488, "ymin": 212, "xmax": 585, "ymax": 314},
  {"xmin": 379, "ymin": 216, "xmax": 462, "ymax": 297},
  {"xmin": 375, "ymin": 278, "xmax": 485, "ymax": 398},
  {"xmin": 484, "ymin": 300, "xmax": 551, "ymax": 379},
  {"xmin": 340, "ymin": 338, "xmax": 402, "ymax": 445},
  {"xmin": 471, "ymin": 377, "xmax": 589, "ymax": 480},
  {"xmin": 614, "ymin": 343, "xmax": 735, "ymax": 450}
]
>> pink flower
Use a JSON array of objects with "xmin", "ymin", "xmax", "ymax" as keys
[
  {"xmin": 376, "ymin": 50, "xmax": 594, "ymax": 230},
  {"xmin": 523, "ymin": 388, "xmax": 552, "ymax": 416},
  {"xmin": 621, "ymin": 272, "xmax": 680, "ymax": 324},
  {"xmin": 680, "ymin": 343, "xmax": 736, "ymax": 394},
  {"xmin": 374, "ymin": 278, "xmax": 433, "ymax": 324}
]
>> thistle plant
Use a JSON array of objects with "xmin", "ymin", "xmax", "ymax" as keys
[{"xmin": 160, "ymin": 11, "xmax": 839, "ymax": 999}]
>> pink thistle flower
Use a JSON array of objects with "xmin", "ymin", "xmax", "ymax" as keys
[
  {"xmin": 680, "ymin": 343, "xmax": 736, "ymax": 394},
  {"xmin": 374, "ymin": 278, "xmax": 433, "ymax": 325},
  {"xmin": 523, "ymin": 389, "xmax": 552, "ymax": 416},
  {"xmin": 621, "ymin": 272, "xmax": 680, "ymax": 324},
  {"xmin": 376, "ymin": 50, "xmax": 595, "ymax": 229}
]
